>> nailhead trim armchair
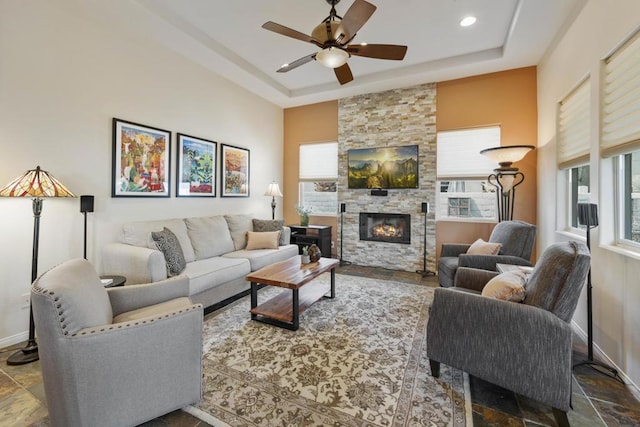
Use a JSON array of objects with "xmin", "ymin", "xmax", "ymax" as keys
[{"xmin": 31, "ymin": 259, "xmax": 203, "ymax": 427}]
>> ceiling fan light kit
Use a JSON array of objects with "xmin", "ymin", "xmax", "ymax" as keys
[
  {"xmin": 262, "ymin": 0, "xmax": 407, "ymax": 85},
  {"xmin": 316, "ymin": 47, "xmax": 350, "ymax": 68}
]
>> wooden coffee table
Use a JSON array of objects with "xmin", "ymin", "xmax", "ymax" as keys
[{"xmin": 247, "ymin": 256, "xmax": 339, "ymax": 331}]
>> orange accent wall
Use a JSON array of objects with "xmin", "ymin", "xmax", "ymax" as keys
[
  {"xmin": 435, "ymin": 66, "xmax": 538, "ymax": 261},
  {"xmin": 283, "ymin": 101, "xmax": 339, "ymax": 256}
]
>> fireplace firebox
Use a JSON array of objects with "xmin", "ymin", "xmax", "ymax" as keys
[{"xmin": 359, "ymin": 212, "xmax": 411, "ymax": 244}]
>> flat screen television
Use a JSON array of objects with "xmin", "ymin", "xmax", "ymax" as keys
[{"xmin": 347, "ymin": 145, "xmax": 419, "ymax": 189}]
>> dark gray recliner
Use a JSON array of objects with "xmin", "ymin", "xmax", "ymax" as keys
[
  {"xmin": 427, "ymin": 241, "xmax": 591, "ymax": 427},
  {"xmin": 438, "ymin": 220, "xmax": 536, "ymax": 287}
]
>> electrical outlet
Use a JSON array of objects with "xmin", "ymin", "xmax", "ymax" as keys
[
  {"xmin": 331, "ymin": 241, "xmax": 335, "ymax": 248},
  {"xmin": 21, "ymin": 293, "xmax": 30, "ymax": 309}
]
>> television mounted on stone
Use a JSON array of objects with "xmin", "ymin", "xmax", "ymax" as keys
[{"xmin": 347, "ymin": 145, "xmax": 419, "ymax": 189}]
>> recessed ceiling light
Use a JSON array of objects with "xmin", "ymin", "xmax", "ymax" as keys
[{"xmin": 460, "ymin": 16, "xmax": 477, "ymax": 27}]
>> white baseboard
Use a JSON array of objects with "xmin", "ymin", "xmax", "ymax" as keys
[
  {"xmin": 571, "ymin": 321, "xmax": 639, "ymax": 391},
  {"xmin": 0, "ymin": 331, "xmax": 29, "ymax": 350}
]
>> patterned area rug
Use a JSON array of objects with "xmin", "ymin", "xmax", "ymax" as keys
[{"xmin": 185, "ymin": 274, "xmax": 470, "ymax": 426}]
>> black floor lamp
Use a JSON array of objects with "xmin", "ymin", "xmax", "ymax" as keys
[
  {"xmin": 416, "ymin": 202, "xmax": 435, "ymax": 276},
  {"xmin": 339, "ymin": 203, "xmax": 351, "ymax": 266},
  {"xmin": 0, "ymin": 166, "xmax": 76, "ymax": 365},
  {"xmin": 573, "ymin": 203, "xmax": 624, "ymax": 383}
]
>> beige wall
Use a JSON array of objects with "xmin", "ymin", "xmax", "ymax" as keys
[
  {"xmin": 537, "ymin": 0, "xmax": 640, "ymax": 386},
  {"xmin": 435, "ymin": 67, "xmax": 538, "ymax": 260},
  {"xmin": 0, "ymin": 1, "xmax": 283, "ymax": 346},
  {"xmin": 283, "ymin": 101, "xmax": 339, "ymax": 256}
]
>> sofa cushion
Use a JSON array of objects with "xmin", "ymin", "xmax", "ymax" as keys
[
  {"xmin": 467, "ymin": 238, "xmax": 502, "ymax": 255},
  {"xmin": 253, "ymin": 219, "xmax": 286, "ymax": 245},
  {"xmin": 183, "ymin": 257, "xmax": 251, "ymax": 296},
  {"xmin": 224, "ymin": 214, "xmax": 253, "ymax": 250},
  {"xmin": 122, "ymin": 219, "xmax": 195, "ymax": 263},
  {"xmin": 481, "ymin": 271, "xmax": 527, "ymax": 302},
  {"xmin": 112, "ymin": 297, "xmax": 193, "ymax": 323},
  {"xmin": 185, "ymin": 216, "xmax": 235, "ymax": 260},
  {"xmin": 223, "ymin": 245, "xmax": 299, "ymax": 271},
  {"xmin": 152, "ymin": 227, "xmax": 187, "ymax": 277},
  {"xmin": 246, "ymin": 231, "xmax": 281, "ymax": 250}
]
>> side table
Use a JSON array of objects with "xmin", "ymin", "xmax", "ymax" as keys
[{"xmin": 100, "ymin": 275, "xmax": 126, "ymax": 288}]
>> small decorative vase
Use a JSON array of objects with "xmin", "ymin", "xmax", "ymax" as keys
[
  {"xmin": 300, "ymin": 214, "xmax": 309, "ymax": 226},
  {"xmin": 308, "ymin": 244, "xmax": 321, "ymax": 262},
  {"xmin": 301, "ymin": 254, "xmax": 310, "ymax": 264}
]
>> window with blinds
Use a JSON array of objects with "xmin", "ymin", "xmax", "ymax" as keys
[
  {"xmin": 603, "ymin": 29, "xmax": 640, "ymax": 249},
  {"xmin": 557, "ymin": 78, "xmax": 590, "ymax": 169},
  {"xmin": 298, "ymin": 142, "xmax": 338, "ymax": 216},
  {"xmin": 602, "ymin": 30, "xmax": 640, "ymax": 157},
  {"xmin": 436, "ymin": 126, "xmax": 500, "ymax": 221}
]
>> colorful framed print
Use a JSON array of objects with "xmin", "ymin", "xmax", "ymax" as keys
[
  {"xmin": 176, "ymin": 133, "xmax": 217, "ymax": 197},
  {"xmin": 112, "ymin": 118, "xmax": 171, "ymax": 197},
  {"xmin": 220, "ymin": 144, "xmax": 250, "ymax": 197}
]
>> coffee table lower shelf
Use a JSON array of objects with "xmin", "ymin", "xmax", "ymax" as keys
[{"xmin": 250, "ymin": 279, "xmax": 334, "ymax": 331}]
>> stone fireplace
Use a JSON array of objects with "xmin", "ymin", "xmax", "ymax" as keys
[
  {"xmin": 359, "ymin": 213, "xmax": 411, "ymax": 244},
  {"xmin": 338, "ymin": 83, "xmax": 436, "ymax": 272}
]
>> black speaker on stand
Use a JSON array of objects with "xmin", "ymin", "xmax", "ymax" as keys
[
  {"xmin": 80, "ymin": 195, "xmax": 94, "ymax": 260},
  {"xmin": 572, "ymin": 203, "xmax": 623, "ymax": 383},
  {"xmin": 416, "ymin": 202, "xmax": 435, "ymax": 277},
  {"xmin": 339, "ymin": 203, "xmax": 351, "ymax": 266}
]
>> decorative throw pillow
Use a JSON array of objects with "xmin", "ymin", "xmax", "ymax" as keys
[
  {"xmin": 467, "ymin": 238, "xmax": 502, "ymax": 255},
  {"xmin": 245, "ymin": 231, "xmax": 281, "ymax": 250},
  {"xmin": 481, "ymin": 271, "xmax": 527, "ymax": 302},
  {"xmin": 151, "ymin": 227, "xmax": 186, "ymax": 277},
  {"xmin": 252, "ymin": 219, "xmax": 286, "ymax": 245}
]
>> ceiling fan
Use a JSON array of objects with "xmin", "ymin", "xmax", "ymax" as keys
[{"xmin": 262, "ymin": 0, "xmax": 408, "ymax": 85}]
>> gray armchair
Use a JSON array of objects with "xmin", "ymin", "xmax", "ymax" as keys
[
  {"xmin": 427, "ymin": 241, "xmax": 590, "ymax": 427},
  {"xmin": 438, "ymin": 220, "xmax": 536, "ymax": 287},
  {"xmin": 31, "ymin": 258, "xmax": 203, "ymax": 427}
]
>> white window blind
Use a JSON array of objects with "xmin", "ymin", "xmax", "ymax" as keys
[
  {"xmin": 299, "ymin": 142, "xmax": 338, "ymax": 180},
  {"xmin": 602, "ymin": 30, "xmax": 640, "ymax": 157},
  {"xmin": 437, "ymin": 126, "xmax": 501, "ymax": 179},
  {"xmin": 557, "ymin": 78, "xmax": 590, "ymax": 169}
]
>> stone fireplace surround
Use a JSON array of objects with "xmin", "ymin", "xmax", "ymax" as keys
[{"xmin": 338, "ymin": 83, "xmax": 436, "ymax": 272}]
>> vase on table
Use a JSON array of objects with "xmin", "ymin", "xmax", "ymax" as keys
[
  {"xmin": 308, "ymin": 244, "xmax": 321, "ymax": 262},
  {"xmin": 300, "ymin": 214, "xmax": 309, "ymax": 226}
]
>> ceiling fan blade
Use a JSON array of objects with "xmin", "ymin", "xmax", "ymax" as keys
[
  {"xmin": 335, "ymin": 0, "xmax": 377, "ymax": 43},
  {"xmin": 346, "ymin": 44, "xmax": 408, "ymax": 60},
  {"xmin": 334, "ymin": 63, "xmax": 354, "ymax": 85},
  {"xmin": 262, "ymin": 21, "xmax": 323, "ymax": 48},
  {"xmin": 276, "ymin": 53, "xmax": 316, "ymax": 73}
]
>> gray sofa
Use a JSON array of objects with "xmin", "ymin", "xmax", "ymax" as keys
[{"xmin": 102, "ymin": 214, "xmax": 299, "ymax": 309}]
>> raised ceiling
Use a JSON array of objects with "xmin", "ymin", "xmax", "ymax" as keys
[{"xmin": 89, "ymin": 0, "xmax": 586, "ymax": 108}]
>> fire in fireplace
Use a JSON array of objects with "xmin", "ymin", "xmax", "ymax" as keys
[{"xmin": 359, "ymin": 212, "xmax": 411, "ymax": 244}]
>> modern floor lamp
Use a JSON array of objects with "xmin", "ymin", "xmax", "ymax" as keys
[
  {"xmin": 480, "ymin": 145, "xmax": 534, "ymax": 221},
  {"xmin": 416, "ymin": 202, "xmax": 435, "ymax": 276},
  {"xmin": 572, "ymin": 203, "xmax": 624, "ymax": 383},
  {"xmin": 264, "ymin": 182, "xmax": 283, "ymax": 220},
  {"xmin": 0, "ymin": 166, "xmax": 76, "ymax": 365},
  {"xmin": 339, "ymin": 203, "xmax": 351, "ymax": 266}
]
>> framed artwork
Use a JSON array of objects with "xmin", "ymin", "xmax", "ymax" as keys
[
  {"xmin": 220, "ymin": 144, "xmax": 250, "ymax": 197},
  {"xmin": 176, "ymin": 133, "xmax": 217, "ymax": 197},
  {"xmin": 112, "ymin": 118, "xmax": 171, "ymax": 197}
]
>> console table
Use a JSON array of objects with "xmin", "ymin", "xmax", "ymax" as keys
[{"xmin": 289, "ymin": 225, "xmax": 332, "ymax": 257}]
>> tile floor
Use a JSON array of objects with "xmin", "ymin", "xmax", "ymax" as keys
[{"xmin": 1, "ymin": 264, "xmax": 639, "ymax": 426}]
